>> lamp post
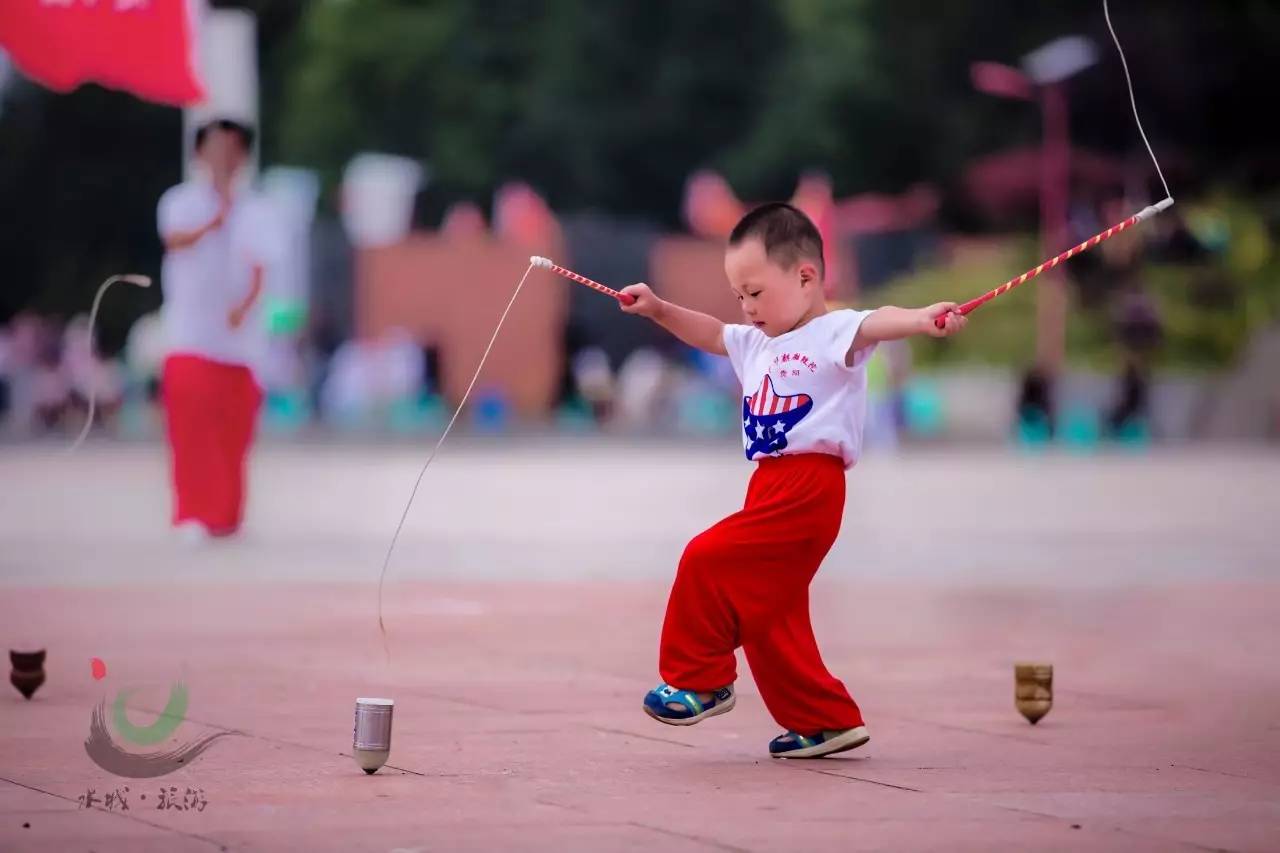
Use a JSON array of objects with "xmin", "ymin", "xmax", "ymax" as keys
[{"xmin": 972, "ymin": 36, "xmax": 1098, "ymax": 377}]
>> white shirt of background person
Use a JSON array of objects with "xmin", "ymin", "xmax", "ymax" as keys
[{"xmin": 157, "ymin": 121, "xmax": 282, "ymax": 382}]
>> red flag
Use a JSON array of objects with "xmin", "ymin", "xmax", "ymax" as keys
[{"xmin": 0, "ymin": 0, "xmax": 204, "ymax": 106}]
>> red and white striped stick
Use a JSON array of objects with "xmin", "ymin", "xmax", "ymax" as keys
[
  {"xmin": 530, "ymin": 256, "xmax": 636, "ymax": 306},
  {"xmin": 935, "ymin": 197, "xmax": 1173, "ymax": 329},
  {"xmin": 532, "ymin": 193, "xmax": 1172, "ymax": 329}
]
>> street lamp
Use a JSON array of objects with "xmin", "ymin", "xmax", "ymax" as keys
[{"xmin": 972, "ymin": 36, "xmax": 1098, "ymax": 377}]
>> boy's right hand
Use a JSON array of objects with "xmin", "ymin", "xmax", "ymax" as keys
[
  {"xmin": 619, "ymin": 283, "xmax": 663, "ymax": 319},
  {"xmin": 211, "ymin": 197, "xmax": 231, "ymax": 227},
  {"xmin": 198, "ymin": 204, "xmax": 229, "ymax": 242}
]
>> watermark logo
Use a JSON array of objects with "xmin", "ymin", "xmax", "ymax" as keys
[{"xmin": 84, "ymin": 658, "xmax": 237, "ymax": 778}]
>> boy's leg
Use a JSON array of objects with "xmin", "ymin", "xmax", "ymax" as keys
[
  {"xmin": 191, "ymin": 361, "xmax": 239, "ymax": 535},
  {"xmin": 658, "ymin": 522, "xmax": 742, "ymax": 692},
  {"xmin": 731, "ymin": 455, "xmax": 864, "ymax": 735},
  {"xmin": 162, "ymin": 355, "xmax": 223, "ymax": 529},
  {"xmin": 213, "ymin": 366, "xmax": 261, "ymax": 535},
  {"xmin": 742, "ymin": 593, "xmax": 864, "ymax": 734}
]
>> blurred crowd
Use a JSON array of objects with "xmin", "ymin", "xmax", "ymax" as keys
[
  {"xmin": 0, "ymin": 166, "xmax": 936, "ymax": 445},
  {"xmin": 0, "ymin": 306, "xmax": 912, "ymax": 450},
  {"xmin": 0, "ymin": 312, "xmax": 129, "ymax": 435},
  {"xmin": 1, "ymin": 161, "xmax": 1249, "ymax": 446}
]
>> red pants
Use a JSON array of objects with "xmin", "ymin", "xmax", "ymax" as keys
[
  {"xmin": 659, "ymin": 453, "xmax": 864, "ymax": 735},
  {"xmin": 162, "ymin": 354, "xmax": 261, "ymax": 535}
]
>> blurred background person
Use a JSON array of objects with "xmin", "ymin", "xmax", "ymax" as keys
[{"xmin": 157, "ymin": 117, "xmax": 278, "ymax": 543}]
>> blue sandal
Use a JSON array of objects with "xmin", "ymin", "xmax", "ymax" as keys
[
  {"xmin": 769, "ymin": 726, "xmax": 870, "ymax": 759},
  {"xmin": 642, "ymin": 683, "xmax": 735, "ymax": 726}
]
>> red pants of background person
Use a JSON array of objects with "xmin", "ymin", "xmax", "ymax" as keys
[
  {"xmin": 161, "ymin": 354, "xmax": 261, "ymax": 536},
  {"xmin": 659, "ymin": 453, "xmax": 865, "ymax": 735}
]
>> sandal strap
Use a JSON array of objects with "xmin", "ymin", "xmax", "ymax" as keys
[
  {"xmin": 653, "ymin": 683, "xmax": 704, "ymax": 716},
  {"xmin": 781, "ymin": 731, "xmax": 820, "ymax": 747}
]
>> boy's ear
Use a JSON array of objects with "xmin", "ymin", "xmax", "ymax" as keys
[{"xmin": 797, "ymin": 261, "xmax": 820, "ymax": 288}]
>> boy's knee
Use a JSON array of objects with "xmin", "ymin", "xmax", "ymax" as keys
[{"xmin": 679, "ymin": 531, "xmax": 728, "ymax": 576}]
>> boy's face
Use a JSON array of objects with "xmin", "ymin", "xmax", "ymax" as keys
[
  {"xmin": 724, "ymin": 237, "xmax": 821, "ymax": 337},
  {"xmin": 197, "ymin": 127, "xmax": 249, "ymax": 178}
]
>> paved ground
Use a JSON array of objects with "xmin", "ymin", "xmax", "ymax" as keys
[{"xmin": 1, "ymin": 441, "xmax": 1278, "ymax": 851}]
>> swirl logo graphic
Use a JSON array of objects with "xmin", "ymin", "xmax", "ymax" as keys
[{"xmin": 84, "ymin": 658, "xmax": 238, "ymax": 778}]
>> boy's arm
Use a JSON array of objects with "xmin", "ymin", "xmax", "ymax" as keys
[
  {"xmin": 228, "ymin": 264, "xmax": 265, "ymax": 329},
  {"xmin": 847, "ymin": 303, "xmax": 966, "ymax": 366},
  {"xmin": 162, "ymin": 200, "xmax": 229, "ymax": 252},
  {"xmin": 619, "ymin": 283, "xmax": 727, "ymax": 356}
]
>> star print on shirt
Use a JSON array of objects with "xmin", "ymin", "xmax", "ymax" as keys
[{"xmin": 742, "ymin": 375, "xmax": 813, "ymax": 459}]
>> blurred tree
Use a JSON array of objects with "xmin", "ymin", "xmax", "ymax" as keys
[
  {"xmin": 0, "ymin": 82, "xmax": 176, "ymax": 347},
  {"xmin": 721, "ymin": 1, "xmax": 1090, "ymax": 206},
  {"xmin": 276, "ymin": 0, "xmax": 783, "ymax": 223}
]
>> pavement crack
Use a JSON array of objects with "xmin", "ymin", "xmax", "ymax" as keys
[
  {"xmin": 627, "ymin": 820, "xmax": 752, "ymax": 852},
  {"xmin": 788, "ymin": 765, "xmax": 922, "ymax": 792},
  {"xmin": 588, "ymin": 725, "xmax": 697, "ymax": 749}
]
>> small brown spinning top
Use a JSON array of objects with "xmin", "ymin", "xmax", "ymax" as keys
[
  {"xmin": 1014, "ymin": 662, "xmax": 1052, "ymax": 724},
  {"xmin": 10, "ymin": 650, "xmax": 47, "ymax": 700}
]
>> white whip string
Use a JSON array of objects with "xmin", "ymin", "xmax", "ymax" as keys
[
  {"xmin": 65, "ymin": 274, "xmax": 151, "ymax": 455},
  {"xmin": 376, "ymin": 262, "xmax": 536, "ymax": 660},
  {"xmin": 1104, "ymin": 0, "xmax": 1173, "ymax": 202}
]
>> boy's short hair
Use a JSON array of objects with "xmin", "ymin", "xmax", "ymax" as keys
[
  {"xmin": 728, "ymin": 202, "xmax": 825, "ymax": 278},
  {"xmin": 194, "ymin": 118, "xmax": 255, "ymax": 153}
]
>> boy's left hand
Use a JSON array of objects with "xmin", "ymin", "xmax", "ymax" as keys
[{"xmin": 921, "ymin": 302, "xmax": 967, "ymax": 338}]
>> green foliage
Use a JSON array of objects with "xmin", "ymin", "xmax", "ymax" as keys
[
  {"xmin": 873, "ymin": 193, "xmax": 1280, "ymax": 372},
  {"xmin": 866, "ymin": 240, "xmax": 1043, "ymax": 369},
  {"xmin": 0, "ymin": 83, "xmax": 176, "ymax": 347},
  {"xmin": 276, "ymin": 0, "xmax": 783, "ymax": 216}
]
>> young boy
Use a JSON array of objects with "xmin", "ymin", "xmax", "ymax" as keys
[
  {"xmin": 157, "ymin": 118, "xmax": 277, "ymax": 542},
  {"xmin": 620, "ymin": 202, "xmax": 965, "ymax": 759}
]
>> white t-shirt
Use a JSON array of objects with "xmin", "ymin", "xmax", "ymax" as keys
[
  {"xmin": 723, "ymin": 309, "xmax": 877, "ymax": 469},
  {"xmin": 157, "ymin": 179, "xmax": 280, "ymax": 375}
]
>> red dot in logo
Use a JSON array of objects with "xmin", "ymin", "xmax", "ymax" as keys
[{"xmin": 90, "ymin": 658, "xmax": 107, "ymax": 680}]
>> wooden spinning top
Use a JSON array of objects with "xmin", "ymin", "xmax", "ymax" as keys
[
  {"xmin": 1014, "ymin": 662, "xmax": 1052, "ymax": 724},
  {"xmin": 10, "ymin": 650, "xmax": 46, "ymax": 700}
]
